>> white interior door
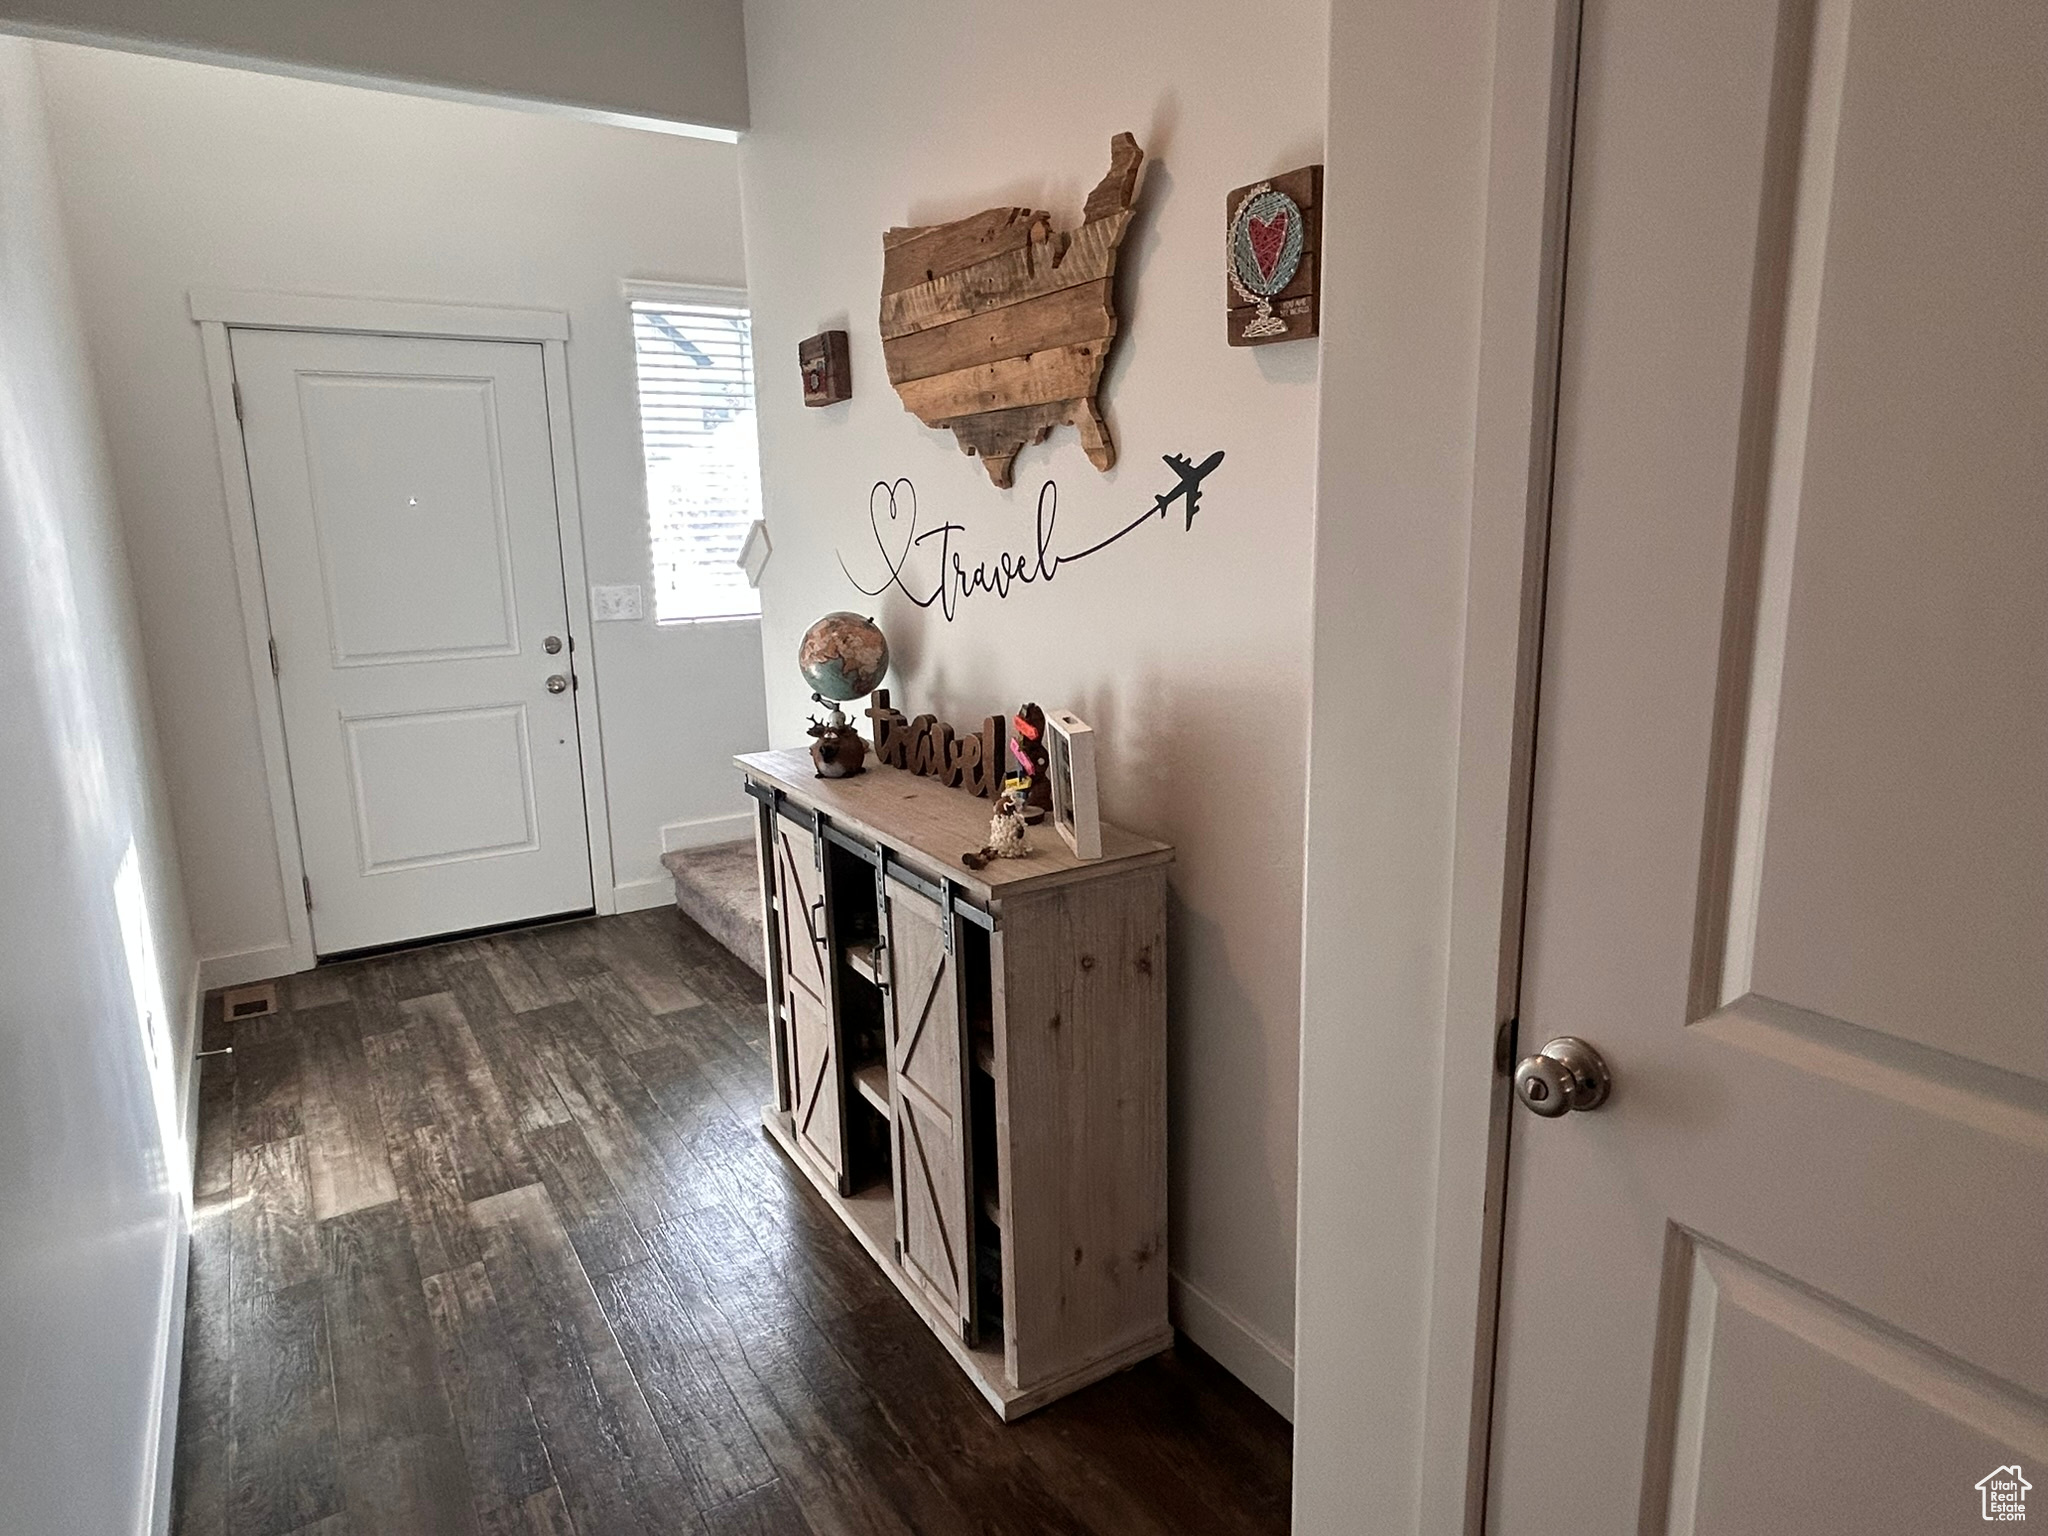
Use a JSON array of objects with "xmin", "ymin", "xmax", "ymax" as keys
[
  {"xmin": 233, "ymin": 328, "xmax": 594, "ymax": 955},
  {"xmin": 1489, "ymin": 0, "xmax": 2046, "ymax": 1530}
]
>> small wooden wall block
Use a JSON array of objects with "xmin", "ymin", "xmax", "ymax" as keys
[
  {"xmin": 881, "ymin": 134, "xmax": 1144, "ymax": 488},
  {"xmin": 1226, "ymin": 164, "xmax": 1323, "ymax": 347},
  {"xmin": 799, "ymin": 329, "xmax": 852, "ymax": 406}
]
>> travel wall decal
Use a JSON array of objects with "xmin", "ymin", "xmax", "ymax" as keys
[{"xmin": 838, "ymin": 451, "xmax": 1225, "ymax": 622}]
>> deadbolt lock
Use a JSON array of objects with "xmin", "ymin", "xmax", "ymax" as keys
[{"xmin": 543, "ymin": 634, "xmax": 564, "ymax": 654}]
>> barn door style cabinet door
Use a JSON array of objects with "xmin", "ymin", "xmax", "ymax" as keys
[
  {"xmin": 882, "ymin": 877, "xmax": 977, "ymax": 1336},
  {"xmin": 769, "ymin": 804, "xmax": 847, "ymax": 1189},
  {"xmin": 742, "ymin": 749, "xmax": 1171, "ymax": 1418}
]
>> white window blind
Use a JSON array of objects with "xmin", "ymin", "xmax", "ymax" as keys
[{"xmin": 631, "ymin": 298, "xmax": 762, "ymax": 621}]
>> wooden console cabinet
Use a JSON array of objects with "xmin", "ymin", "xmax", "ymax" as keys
[{"xmin": 738, "ymin": 750, "xmax": 1172, "ymax": 1419}]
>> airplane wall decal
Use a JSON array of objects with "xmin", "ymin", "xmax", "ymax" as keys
[{"xmin": 1154, "ymin": 450, "xmax": 1226, "ymax": 529}]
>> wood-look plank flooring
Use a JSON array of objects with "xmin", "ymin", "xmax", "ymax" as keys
[{"xmin": 176, "ymin": 907, "xmax": 1291, "ymax": 1535}]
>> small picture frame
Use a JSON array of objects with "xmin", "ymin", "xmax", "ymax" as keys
[
  {"xmin": 798, "ymin": 329, "xmax": 852, "ymax": 406},
  {"xmin": 1046, "ymin": 710, "xmax": 1100, "ymax": 860}
]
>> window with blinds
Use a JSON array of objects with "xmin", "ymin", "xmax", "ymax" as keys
[{"xmin": 630, "ymin": 298, "xmax": 763, "ymax": 621}]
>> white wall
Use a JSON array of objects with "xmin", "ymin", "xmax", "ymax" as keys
[
  {"xmin": 0, "ymin": 36, "xmax": 197, "ymax": 1536},
  {"xmin": 738, "ymin": 0, "xmax": 1325, "ymax": 1411},
  {"xmin": 35, "ymin": 43, "xmax": 770, "ymax": 979},
  {"xmin": 1291, "ymin": 0, "xmax": 1498, "ymax": 1528},
  {"xmin": 1, "ymin": 0, "xmax": 746, "ymax": 133}
]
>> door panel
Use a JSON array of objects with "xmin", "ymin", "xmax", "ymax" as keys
[
  {"xmin": 774, "ymin": 816, "xmax": 844, "ymax": 1185},
  {"xmin": 774, "ymin": 818, "xmax": 832, "ymax": 1007},
  {"xmin": 297, "ymin": 372, "xmax": 521, "ymax": 663},
  {"xmin": 1726, "ymin": 1, "xmax": 2048, "ymax": 1077},
  {"xmin": 1646, "ymin": 1241, "xmax": 2043, "ymax": 1535},
  {"xmin": 884, "ymin": 881, "xmax": 973, "ymax": 1331},
  {"xmin": 344, "ymin": 705, "xmax": 539, "ymax": 870},
  {"xmin": 787, "ymin": 985, "xmax": 845, "ymax": 1189},
  {"xmin": 1490, "ymin": 0, "xmax": 2047, "ymax": 1529},
  {"xmin": 233, "ymin": 329, "xmax": 591, "ymax": 954}
]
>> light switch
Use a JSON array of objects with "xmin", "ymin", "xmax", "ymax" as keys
[{"xmin": 591, "ymin": 584, "xmax": 643, "ymax": 622}]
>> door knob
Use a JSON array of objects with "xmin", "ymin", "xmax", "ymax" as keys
[
  {"xmin": 1513, "ymin": 1035, "xmax": 1611, "ymax": 1118},
  {"xmin": 543, "ymin": 634, "xmax": 564, "ymax": 654},
  {"xmin": 545, "ymin": 674, "xmax": 569, "ymax": 694}
]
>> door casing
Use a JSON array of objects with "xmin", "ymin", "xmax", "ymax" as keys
[
  {"xmin": 193, "ymin": 289, "xmax": 616, "ymax": 977},
  {"xmin": 1391, "ymin": 1, "xmax": 1587, "ymax": 1531}
]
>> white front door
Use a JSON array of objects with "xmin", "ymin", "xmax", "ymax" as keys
[
  {"xmin": 1489, "ymin": 0, "xmax": 2046, "ymax": 1530},
  {"xmin": 233, "ymin": 329, "xmax": 594, "ymax": 955}
]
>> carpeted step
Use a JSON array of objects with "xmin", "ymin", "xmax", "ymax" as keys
[{"xmin": 661, "ymin": 840, "xmax": 766, "ymax": 977}]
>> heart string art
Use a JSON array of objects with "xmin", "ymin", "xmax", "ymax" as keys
[
  {"xmin": 1248, "ymin": 209, "xmax": 1292, "ymax": 284},
  {"xmin": 1225, "ymin": 166, "xmax": 1321, "ymax": 346},
  {"xmin": 1228, "ymin": 181, "xmax": 1307, "ymax": 339}
]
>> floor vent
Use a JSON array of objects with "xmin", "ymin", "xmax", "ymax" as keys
[{"xmin": 221, "ymin": 982, "xmax": 279, "ymax": 1021}]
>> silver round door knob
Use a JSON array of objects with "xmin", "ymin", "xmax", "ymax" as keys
[
  {"xmin": 1513, "ymin": 1036, "xmax": 1611, "ymax": 1118},
  {"xmin": 545, "ymin": 674, "xmax": 569, "ymax": 694}
]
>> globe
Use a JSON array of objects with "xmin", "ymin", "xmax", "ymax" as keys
[{"xmin": 798, "ymin": 612, "xmax": 890, "ymax": 702}]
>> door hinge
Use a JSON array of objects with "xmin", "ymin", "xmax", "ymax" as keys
[
  {"xmin": 268, "ymin": 635, "xmax": 280, "ymax": 678},
  {"xmin": 232, "ymin": 379, "xmax": 244, "ymax": 424},
  {"xmin": 302, "ymin": 874, "xmax": 314, "ymax": 913}
]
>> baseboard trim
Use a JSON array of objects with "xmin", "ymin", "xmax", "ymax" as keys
[
  {"xmin": 612, "ymin": 876, "xmax": 681, "ymax": 914},
  {"xmin": 149, "ymin": 1208, "xmax": 191, "ymax": 1536},
  {"xmin": 660, "ymin": 811, "xmax": 754, "ymax": 854},
  {"xmin": 150, "ymin": 969, "xmax": 205, "ymax": 1535},
  {"xmin": 1170, "ymin": 1271, "xmax": 1295, "ymax": 1421},
  {"xmin": 197, "ymin": 943, "xmax": 298, "ymax": 991}
]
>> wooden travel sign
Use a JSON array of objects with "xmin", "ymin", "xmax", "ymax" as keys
[
  {"xmin": 880, "ymin": 133, "xmax": 1145, "ymax": 488},
  {"xmin": 1226, "ymin": 164, "xmax": 1322, "ymax": 346},
  {"xmin": 864, "ymin": 689, "xmax": 1005, "ymax": 798}
]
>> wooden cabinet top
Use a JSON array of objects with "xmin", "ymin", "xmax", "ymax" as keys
[{"xmin": 738, "ymin": 749, "xmax": 1172, "ymax": 902}]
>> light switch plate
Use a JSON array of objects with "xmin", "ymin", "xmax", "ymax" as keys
[{"xmin": 591, "ymin": 584, "xmax": 643, "ymax": 622}]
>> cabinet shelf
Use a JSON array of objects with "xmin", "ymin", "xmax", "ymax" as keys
[
  {"xmin": 853, "ymin": 1061, "xmax": 891, "ymax": 1120},
  {"xmin": 844, "ymin": 939, "xmax": 885, "ymax": 989}
]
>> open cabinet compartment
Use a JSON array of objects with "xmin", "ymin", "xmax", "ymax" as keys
[
  {"xmin": 955, "ymin": 917, "xmax": 1003, "ymax": 1338},
  {"xmin": 825, "ymin": 834, "xmax": 892, "ymax": 1193}
]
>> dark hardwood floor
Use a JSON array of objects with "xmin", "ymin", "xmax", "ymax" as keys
[{"xmin": 174, "ymin": 906, "xmax": 1292, "ymax": 1536}]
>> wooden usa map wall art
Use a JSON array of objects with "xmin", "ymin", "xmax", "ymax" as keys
[
  {"xmin": 1227, "ymin": 164, "xmax": 1322, "ymax": 345},
  {"xmin": 880, "ymin": 133, "xmax": 1145, "ymax": 488}
]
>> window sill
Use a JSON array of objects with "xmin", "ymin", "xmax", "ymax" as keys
[{"xmin": 655, "ymin": 613, "xmax": 763, "ymax": 629}]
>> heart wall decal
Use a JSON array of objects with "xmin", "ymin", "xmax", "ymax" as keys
[{"xmin": 1226, "ymin": 164, "xmax": 1323, "ymax": 346}]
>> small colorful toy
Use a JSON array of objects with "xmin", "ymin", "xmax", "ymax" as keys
[{"xmin": 1006, "ymin": 703, "xmax": 1054, "ymax": 823}]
